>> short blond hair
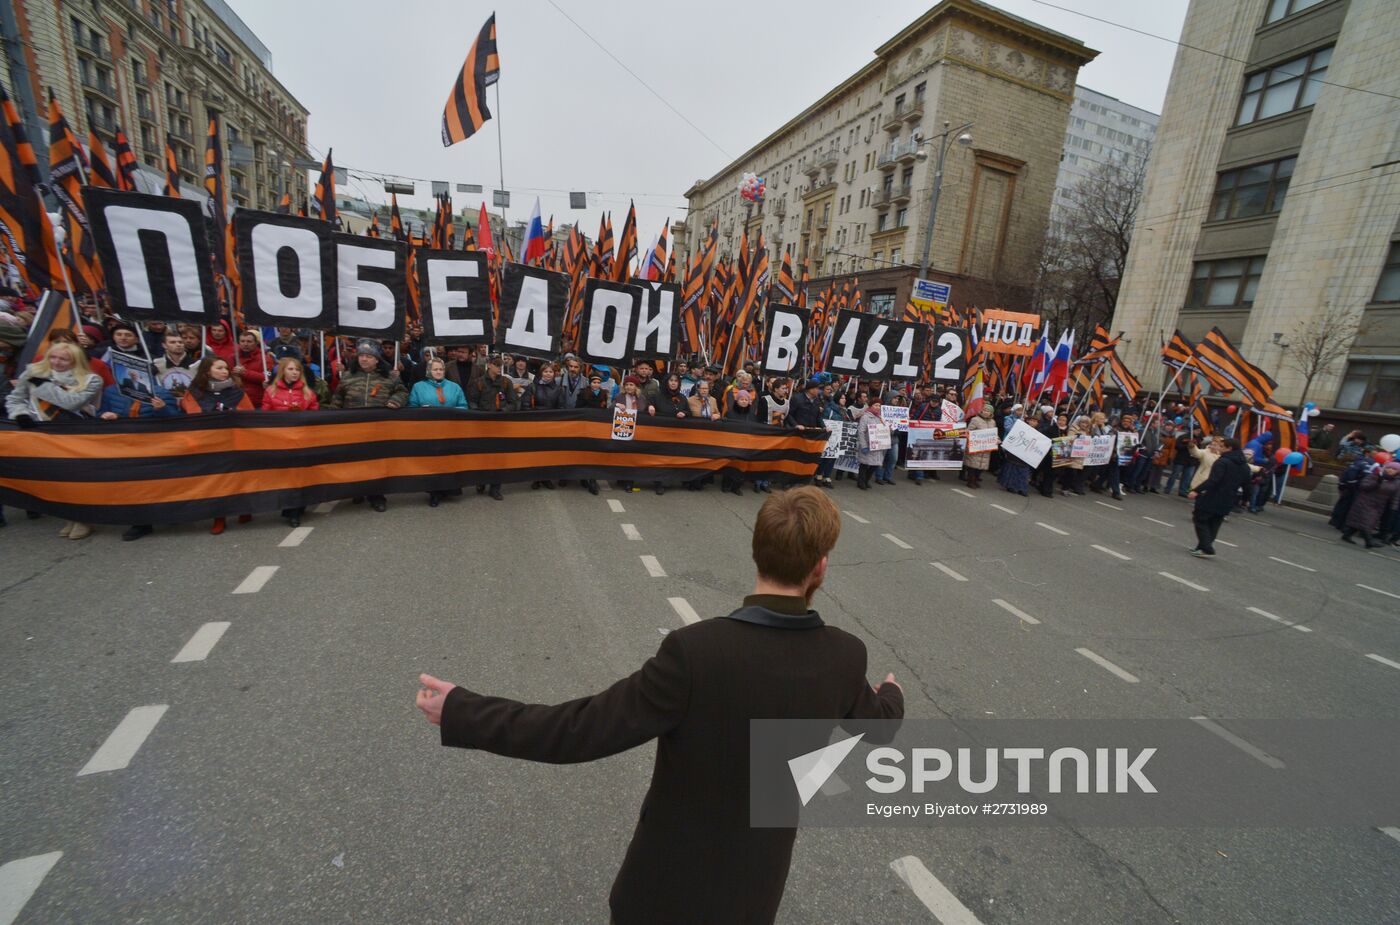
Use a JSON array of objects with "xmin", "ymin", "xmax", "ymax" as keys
[{"xmin": 751, "ymin": 485, "xmax": 841, "ymax": 585}]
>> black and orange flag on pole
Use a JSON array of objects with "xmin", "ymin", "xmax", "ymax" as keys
[
  {"xmin": 367, "ymin": 213, "xmax": 381, "ymax": 238},
  {"xmin": 87, "ymin": 130, "xmax": 118, "ymax": 190},
  {"xmin": 613, "ymin": 200, "xmax": 637, "ymax": 283},
  {"xmin": 1161, "ymin": 329, "xmax": 1195, "ymax": 371},
  {"xmin": 203, "ymin": 115, "xmax": 229, "ymax": 276},
  {"xmin": 1196, "ymin": 326, "xmax": 1275, "ymax": 403},
  {"xmin": 441, "ymin": 13, "xmax": 500, "ymax": 146},
  {"xmin": 389, "ymin": 191, "xmax": 404, "ymax": 241},
  {"xmin": 45, "ymin": 92, "xmax": 101, "ymax": 294},
  {"xmin": 312, "ymin": 149, "xmax": 336, "ymax": 225},
  {"xmin": 276, "ymin": 191, "xmax": 291, "ymax": 214},
  {"xmin": 595, "ymin": 212, "xmax": 614, "ymax": 279},
  {"xmin": 0, "ymin": 86, "xmax": 62, "ymax": 294},
  {"xmin": 112, "ymin": 126, "xmax": 138, "ymax": 191},
  {"xmin": 164, "ymin": 140, "xmax": 181, "ymax": 197}
]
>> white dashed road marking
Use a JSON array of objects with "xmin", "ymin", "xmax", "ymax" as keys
[
  {"xmin": 171, "ymin": 622, "xmax": 231, "ymax": 663},
  {"xmin": 232, "ymin": 566, "xmax": 278, "ymax": 594},
  {"xmin": 1095, "ymin": 500, "xmax": 1123, "ymax": 511},
  {"xmin": 1091, "ymin": 544, "xmax": 1132, "ymax": 561},
  {"xmin": 889, "ymin": 856, "xmax": 985, "ymax": 925},
  {"xmin": 843, "ymin": 510, "xmax": 871, "ymax": 524},
  {"xmin": 607, "ymin": 499, "xmax": 625, "ymax": 513},
  {"xmin": 621, "ymin": 523, "xmax": 643, "ymax": 541},
  {"xmin": 0, "ymin": 852, "xmax": 63, "ymax": 925},
  {"xmin": 668, "ymin": 597, "xmax": 701, "ymax": 625},
  {"xmin": 1216, "ymin": 539, "xmax": 1239, "ymax": 548},
  {"xmin": 1142, "ymin": 516, "xmax": 1174, "ymax": 527},
  {"xmin": 78, "ymin": 705, "xmax": 168, "ymax": 776},
  {"xmin": 883, "ymin": 533, "xmax": 913, "ymax": 549},
  {"xmin": 1380, "ymin": 826, "xmax": 1400, "ymax": 846},
  {"xmin": 992, "ymin": 599, "xmax": 1040, "ymax": 625},
  {"xmin": 930, "ymin": 562, "xmax": 968, "ymax": 582},
  {"xmin": 640, "ymin": 555, "xmax": 666, "ymax": 578},
  {"xmin": 311, "ymin": 500, "xmax": 339, "ymax": 514},
  {"xmin": 989, "ymin": 503, "xmax": 1019, "ymax": 515},
  {"xmin": 951, "ymin": 488, "xmax": 975, "ymax": 499},
  {"xmin": 1075, "ymin": 648, "xmax": 1139, "ymax": 683},
  {"xmin": 1358, "ymin": 584, "xmax": 1400, "ymax": 601},
  {"xmin": 279, "ymin": 526, "xmax": 313, "ymax": 547},
  {"xmin": 1247, "ymin": 607, "xmax": 1312, "ymax": 633},
  {"xmin": 1159, "ymin": 571, "xmax": 1209, "ymax": 592},
  {"xmin": 1268, "ymin": 556, "xmax": 1316, "ymax": 572},
  {"xmin": 1365, "ymin": 653, "xmax": 1400, "ymax": 672},
  {"xmin": 1191, "ymin": 716, "xmax": 1285, "ymax": 769},
  {"xmin": 1036, "ymin": 522, "xmax": 1069, "ymax": 536}
]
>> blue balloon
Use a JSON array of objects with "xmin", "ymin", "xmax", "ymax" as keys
[
  {"xmin": 1173, "ymin": 416, "xmax": 1183, "ymax": 424},
  {"xmin": 1284, "ymin": 451, "xmax": 1305, "ymax": 466}
]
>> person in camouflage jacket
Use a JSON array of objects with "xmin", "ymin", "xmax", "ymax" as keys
[{"xmin": 331, "ymin": 339, "xmax": 406, "ymax": 512}]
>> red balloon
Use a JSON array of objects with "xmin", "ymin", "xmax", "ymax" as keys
[
  {"xmin": 1226, "ymin": 404, "xmax": 1238, "ymax": 413},
  {"xmin": 1374, "ymin": 451, "xmax": 1393, "ymax": 466},
  {"xmin": 1274, "ymin": 447, "xmax": 1290, "ymax": 464}
]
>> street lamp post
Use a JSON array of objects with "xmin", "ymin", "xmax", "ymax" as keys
[{"xmin": 916, "ymin": 120, "xmax": 974, "ymax": 280}]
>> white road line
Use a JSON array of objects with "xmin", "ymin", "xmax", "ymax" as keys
[
  {"xmin": 171, "ymin": 622, "xmax": 231, "ymax": 663},
  {"xmin": 279, "ymin": 526, "xmax": 313, "ymax": 548},
  {"xmin": 930, "ymin": 562, "xmax": 968, "ymax": 582},
  {"xmin": 1142, "ymin": 516, "xmax": 1174, "ymax": 527},
  {"xmin": 1367, "ymin": 551, "xmax": 1400, "ymax": 564},
  {"xmin": 1268, "ymin": 555, "xmax": 1316, "ymax": 572},
  {"xmin": 78, "ymin": 705, "xmax": 168, "ymax": 776},
  {"xmin": 607, "ymin": 499, "xmax": 625, "ymax": 513},
  {"xmin": 889, "ymin": 856, "xmax": 985, "ymax": 925},
  {"xmin": 1365, "ymin": 653, "xmax": 1400, "ymax": 672},
  {"xmin": 0, "ymin": 852, "xmax": 63, "ymax": 925},
  {"xmin": 1190, "ymin": 716, "xmax": 1285, "ymax": 769},
  {"xmin": 1216, "ymin": 539, "xmax": 1239, "ymax": 548},
  {"xmin": 232, "ymin": 566, "xmax": 278, "ymax": 594},
  {"xmin": 1380, "ymin": 826, "xmax": 1400, "ymax": 846},
  {"xmin": 1091, "ymin": 544, "xmax": 1132, "ymax": 561},
  {"xmin": 1095, "ymin": 500, "xmax": 1123, "ymax": 511},
  {"xmin": 668, "ymin": 597, "xmax": 701, "ymax": 625},
  {"xmin": 1358, "ymin": 583, "xmax": 1400, "ymax": 601},
  {"xmin": 1246, "ymin": 606, "xmax": 1311, "ymax": 633},
  {"xmin": 989, "ymin": 503, "xmax": 1019, "ymax": 515},
  {"xmin": 1036, "ymin": 522, "xmax": 1069, "ymax": 536},
  {"xmin": 843, "ymin": 510, "xmax": 871, "ymax": 524},
  {"xmin": 1159, "ymin": 571, "xmax": 1209, "ymax": 592},
  {"xmin": 640, "ymin": 555, "xmax": 666, "ymax": 578},
  {"xmin": 1075, "ymin": 648, "xmax": 1139, "ymax": 683},
  {"xmin": 1294, "ymin": 531, "xmax": 1328, "ymax": 542},
  {"xmin": 883, "ymin": 533, "xmax": 913, "ymax": 549},
  {"xmin": 950, "ymin": 488, "xmax": 975, "ymax": 498},
  {"xmin": 621, "ymin": 523, "xmax": 643, "ymax": 541},
  {"xmin": 992, "ymin": 599, "xmax": 1040, "ymax": 625},
  {"xmin": 311, "ymin": 500, "xmax": 339, "ymax": 515}
]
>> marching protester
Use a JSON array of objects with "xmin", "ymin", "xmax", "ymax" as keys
[
  {"xmin": 854, "ymin": 394, "xmax": 886, "ymax": 491},
  {"xmin": 332, "ymin": 339, "xmax": 408, "ymax": 513},
  {"xmin": 722, "ymin": 388, "xmax": 759, "ymax": 496},
  {"xmin": 234, "ymin": 330, "xmax": 273, "ymax": 408},
  {"xmin": 261, "ymin": 356, "xmax": 319, "ymax": 527},
  {"xmin": 1163, "ymin": 427, "xmax": 1198, "ymax": 497},
  {"xmin": 1189, "ymin": 437, "xmax": 1251, "ymax": 558},
  {"xmin": 202, "ymin": 321, "xmax": 237, "ymax": 367},
  {"xmin": 613, "ymin": 376, "xmax": 653, "ymax": 493},
  {"xmin": 1330, "ymin": 447, "xmax": 1376, "ymax": 530},
  {"xmin": 1034, "ymin": 407, "xmax": 1063, "ymax": 498},
  {"xmin": 558, "ymin": 354, "xmax": 589, "ymax": 408},
  {"xmin": 520, "ymin": 361, "xmax": 564, "ymax": 490},
  {"xmin": 1340, "ymin": 462, "xmax": 1400, "ymax": 549},
  {"xmin": 414, "ymin": 486, "xmax": 902, "ymax": 925},
  {"xmin": 468, "ymin": 355, "xmax": 516, "ymax": 501},
  {"xmin": 408, "ymin": 356, "xmax": 470, "ymax": 507},
  {"xmin": 962, "ymin": 402, "xmax": 998, "ymax": 490}
]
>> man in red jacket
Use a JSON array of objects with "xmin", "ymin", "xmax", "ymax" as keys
[{"xmin": 415, "ymin": 487, "xmax": 903, "ymax": 923}]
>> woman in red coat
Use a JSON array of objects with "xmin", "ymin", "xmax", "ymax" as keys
[{"xmin": 262, "ymin": 357, "xmax": 318, "ymax": 526}]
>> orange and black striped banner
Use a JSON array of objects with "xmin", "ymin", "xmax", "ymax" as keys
[
  {"xmin": 0, "ymin": 86, "xmax": 62, "ymax": 294},
  {"xmin": 112, "ymin": 126, "xmax": 138, "ymax": 191},
  {"xmin": 164, "ymin": 140, "xmax": 181, "ymax": 198},
  {"xmin": 312, "ymin": 148, "xmax": 336, "ymax": 225},
  {"xmin": 441, "ymin": 13, "xmax": 500, "ymax": 146},
  {"xmin": 1196, "ymin": 326, "xmax": 1276, "ymax": 404},
  {"xmin": 0, "ymin": 409, "xmax": 822, "ymax": 525}
]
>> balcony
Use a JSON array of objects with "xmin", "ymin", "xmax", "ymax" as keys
[
  {"xmin": 138, "ymin": 101, "xmax": 159, "ymax": 124},
  {"xmin": 802, "ymin": 161, "xmax": 821, "ymax": 179},
  {"xmin": 801, "ymin": 177, "xmax": 833, "ymax": 198},
  {"xmin": 74, "ymin": 33, "xmax": 105, "ymax": 57},
  {"xmin": 165, "ymin": 93, "xmax": 190, "ymax": 114},
  {"xmin": 168, "ymin": 124, "xmax": 194, "ymax": 146},
  {"xmin": 882, "ymin": 109, "xmax": 904, "ymax": 133},
  {"xmin": 891, "ymin": 181, "xmax": 913, "ymax": 204},
  {"xmin": 87, "ymin": 114, "xmax": 116, "ymax": 136},
  {"xmin": 903, "ymin": 100, "xmax": 924, "ymax": 123},
  {"xmin": 816, "ymin": 147, "xmax": 839, "ymax": 171},
  {"xmin": 772, "ymin": 200, "xmax": 786, "ymax": 218},
  {"xmin": 80, "ymin": 72, "xmax": 119, "ymax": 103},
  {"xmin": 896, "ymin": 143, "xmax": 918, "ymax": 165}
]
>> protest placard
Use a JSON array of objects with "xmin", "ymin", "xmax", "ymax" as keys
[
  {"xmin": 1002, "ymin": 419, "xmax": 1051, "ymax": 468},
  {"xmin": 967, "ymin": 428, "xmax": 999, "ymax": 454},
  {"xmin": 907, "ymin": 422, "xmax": 966, "ymax": 470},
  {"xmin": 821, "ymin": 420, "xmax": 844, "ymax": 459},
  {"xmin": 611, "ymin": 406, "xmax": 637, "ymax": 440},
  {"xmin": 1087, "ymin": 434, "xmax": 1116, "ymax": 466},
  {"xmin": 1050, "ymin": 436, "xmax": 1076, "ymax": 467},
  {"xmin": 880, "ymin": 405, "xmax": 909, "ymax": 433}
]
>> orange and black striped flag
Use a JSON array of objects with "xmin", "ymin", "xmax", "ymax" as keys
[
  {"xmin": 367, "ymin": 213, "xmax": 381, "ymax": 238},
  {"xmin": 613, "ymin": 201, "xmax": 637, "ymax": 282},
  {"xmin": 1187, "ymin": 373, "xmax": 1212, "ymax": 436},
  {"xmin": 276, "ymin": 191, "xmax": 292, "ymax": 214},
  {"xmin": 1196, "ymin": 326, "xmax": 1275, "ymax": 403},
  {"xmin": 0, "ymin": 86, "xmax": 62, "ymax": 294},
  {"xmin": 389, "ymin": 191, "xmax": 403, "ymax": 241},
  {"xmin": 112, "ymin": 126, "xmax": 138, "ymax": 191},
  {"xmin": 462, "ymin": 219, "xmax": 476, "ymax": 251},
  {"xmin": 796, "ymin": 256, "xmax": 809, "ymax": 309},
  {"xmin": 45, "ymin": 92, "xmax": 101, "ymax": 293},
  {"xmin": 203, "ymin": 115, "xmax": 229, "ymax": 276},
  {"xmin": 774, "ymin": 249, "xmax": 795, "ymax": 303},
  {"xmin": 441, "ymin": 13, "xmax": 500, "ymax": 147},
  {"xmin": 16, "ymin": 290, "xmax": 78, "ymax": 368},
  {"xmin": 312, "ymin": 149, "xmax": 336, "ymax": 225},
  {"xmin": 595, "ymin": 212, "xmax": 614, "ymax": 279},
  {"xmin": 87, "ymin": 130, "xmax": 118, "ymax": 189},
  {"xmin": 1106, "ymin": 349, "xmax": 1142, "ymax": 403},
  {"xmin": 164, "ymin": 139, "xmax": 181, "ymax": 197},
  {"xmin": 1161, "ymin": 329, "xmax": 1195, "ymax": 371}
]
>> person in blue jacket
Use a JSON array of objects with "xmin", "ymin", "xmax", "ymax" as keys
[
  {"xmin": 98, "ymin": 383, "xmax": 180, "ymax": 541},
  {"xmin": 407, "ymin": 356, "xmax": 469, "ymax": 507}
]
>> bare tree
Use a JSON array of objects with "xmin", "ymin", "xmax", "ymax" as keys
[
  {"xmin": 1282, "ymin": 313, "xmax": 1365, "ymax": 407},
  {"xmin": 1034, "ymin": 153, "xmax": 1147, "ymax": 334}
]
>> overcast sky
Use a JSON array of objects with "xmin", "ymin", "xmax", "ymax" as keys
[{"xmin": 233, "ymin": 0, "xmax": 1187, "ymax": 244}]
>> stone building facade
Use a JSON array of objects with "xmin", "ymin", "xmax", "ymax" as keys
[
  {"xmin": 1, "ymin": 0, "xmax": 309, "ymax": 212},
  {"xmin": 1110, "ymin": 0, "xmax": 1400, "ymax": 414},
  {"xmin": 679, "ymin": 0, "xmax": 1096, "ymax": 317}
]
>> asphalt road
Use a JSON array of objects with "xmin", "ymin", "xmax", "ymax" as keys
[{"xmin": 2, "ymin": 472, "xmax": 1399, "ymax": 924}]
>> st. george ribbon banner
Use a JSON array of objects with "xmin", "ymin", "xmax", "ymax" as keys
[{"xmin": 0, "ymin": 410, "xmax": 824, "ymax": 524}]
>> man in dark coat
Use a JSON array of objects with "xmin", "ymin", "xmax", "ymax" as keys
[
  {"xmin": 1189, "ymin": 436, "xmax": 1251, "ymax": 557},
  {"xmin": 415, "ymin": 487, "xmax": 903, "ymax": 924}
]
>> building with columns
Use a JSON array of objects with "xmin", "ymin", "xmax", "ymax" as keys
[
  {"xmin": 0, "ymin": 0, "xmax": 309, "ymax": 212},
  {"xmin": 679, "ymin": 0, "xmax": 1096, "ymax": 317},
  {"xmin": 1110, "ymin": 0, "xmax": 1400, "ymax": 415}
]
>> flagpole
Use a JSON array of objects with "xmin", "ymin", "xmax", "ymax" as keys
[
  {"xmin": 493, "ymin": 82, "xmax": 508, "ymax": 245},
  {"xmin": 1147, "ymin": 359, "xmax": 1194, "ymax": 431},
  {"xmin": 1069, "ymin": 363, "xmax": 1108, "ymax": 421},
  {"xmin": 40, "ymin": 192, "xmax": 82, "ymax": 320}
]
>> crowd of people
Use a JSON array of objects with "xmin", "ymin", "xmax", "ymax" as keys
[{"xmin": 2, "ymin": 298, "xmax": 1397, "ymax": 553}]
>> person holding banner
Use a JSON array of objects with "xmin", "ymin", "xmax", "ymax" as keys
[
  {"xmin": 906, "ymin": 386, "xmax": 939, "ymax": 486},
  {"xmin": 1060, "ymin": 415, "xmax": 1091, "ymax": 496},
  {"xmin": 407, "ymin": 357, "xmax": 470, "ymax": 507},
  {"xmin": 261, "ymin": 357, "xmax": 319, "ymax": 527},
  {"xmin": 233, "ymin": 331, "xmax": 273, "ymax": 409},
  {"xmin": 961, "ymin": 404, "xmax": 998, "ymax": 490},
  {"xmin": 854, "ymin": 396, "xmax": 888, "ymax": 491},
  {"xmin": 171, "ymin": 356, "xmax": 255, "ymax": 536},
  {"xmin": 332, "ymin": 340, "xmax": 408, "ymax": 513},
  {"xmin": 614, "ymin": 376, "xmax": 654, "ymax": 494}
]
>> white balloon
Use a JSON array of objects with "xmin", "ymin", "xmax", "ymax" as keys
[
  {"xmin": 1307, "ymin": 407, "xmax": 1320, "ymax": 418},
  {"xmin": 1380, "ymin": 434, "xmax": 1400, "ymax": 453}
]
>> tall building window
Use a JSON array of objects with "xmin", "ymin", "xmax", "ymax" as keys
[
  {"xmin": 1235, "ymin": 47, "xmax": 1331, "ymax": 126},
  {"xmin": 1336, "ymin": 362, "xmax": 1400, "ymax": 413},
  {"xmin": 1373, "ymin": 242, "xmax": 1400, "ymax": 303},
  {"xmin": 1187, "ymin": 257, "xmax": 1267, "ymax": 308},
  {"xmin": 869, "ymin": 292, "xmax": 896, "ymax": 316},
  {"xmin": 890, "ymin": 248, "xmax": 902, "ymax": 264},
  {"xmin": 1264, "ymin": 0, "xmax": 1326, "ymax": 24},
  {"xmin": 876, "ymin": 213, "xmax": 889, "ymax": 232},
  {"xmin": 895, "ymin": 208, "xmax": 908, "ymax": 227},
  {"xmin": 1209, "ymin": 157, "xmax": 1295, "ymax": 220}
]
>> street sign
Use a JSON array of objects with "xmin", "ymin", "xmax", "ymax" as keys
[
  {"xmin": 493, "ymin": 189, "xmax": 510, "ymax": 208},
  {"xmin": 431, "ymin": 180, "xmax": 449, "ymax": 196},
  {"xmin": 457, "ymin": 183, "xmax": 483, "ymax": 194},
  {"xmin": 913, "ymin": 278, "xmax": 951, "ymax": 305},
  {"xmin": 383, "ymin": 180, "xmax": 415, "ymax": 195},
  {"xmin": 569, "ymin": 191, "xmax": 587, "ymax": 209}
]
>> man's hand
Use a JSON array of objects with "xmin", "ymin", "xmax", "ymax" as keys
[
  {"xmin": 1187, "ymin": 491, "xmax": 1198, "ymax": 500},
  {"xmin": 415, "ymin": 673, "xmax": 457, "ymax": 726},
  {"xmin": 150, "ymin": 395, "xmax": 166, "ymax": 410},
  {"xmin": 875, "ymin": 672, "xmax": 902, "ymax": 695}
]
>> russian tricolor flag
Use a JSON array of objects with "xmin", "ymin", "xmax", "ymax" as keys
[
  {"xmin": 1045, "ymin": 330, "xmax": 1073, "ymax": 399},
  {"xmin": 522, "ymin": 197, "xmax": 546, "ymax": 265}
]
